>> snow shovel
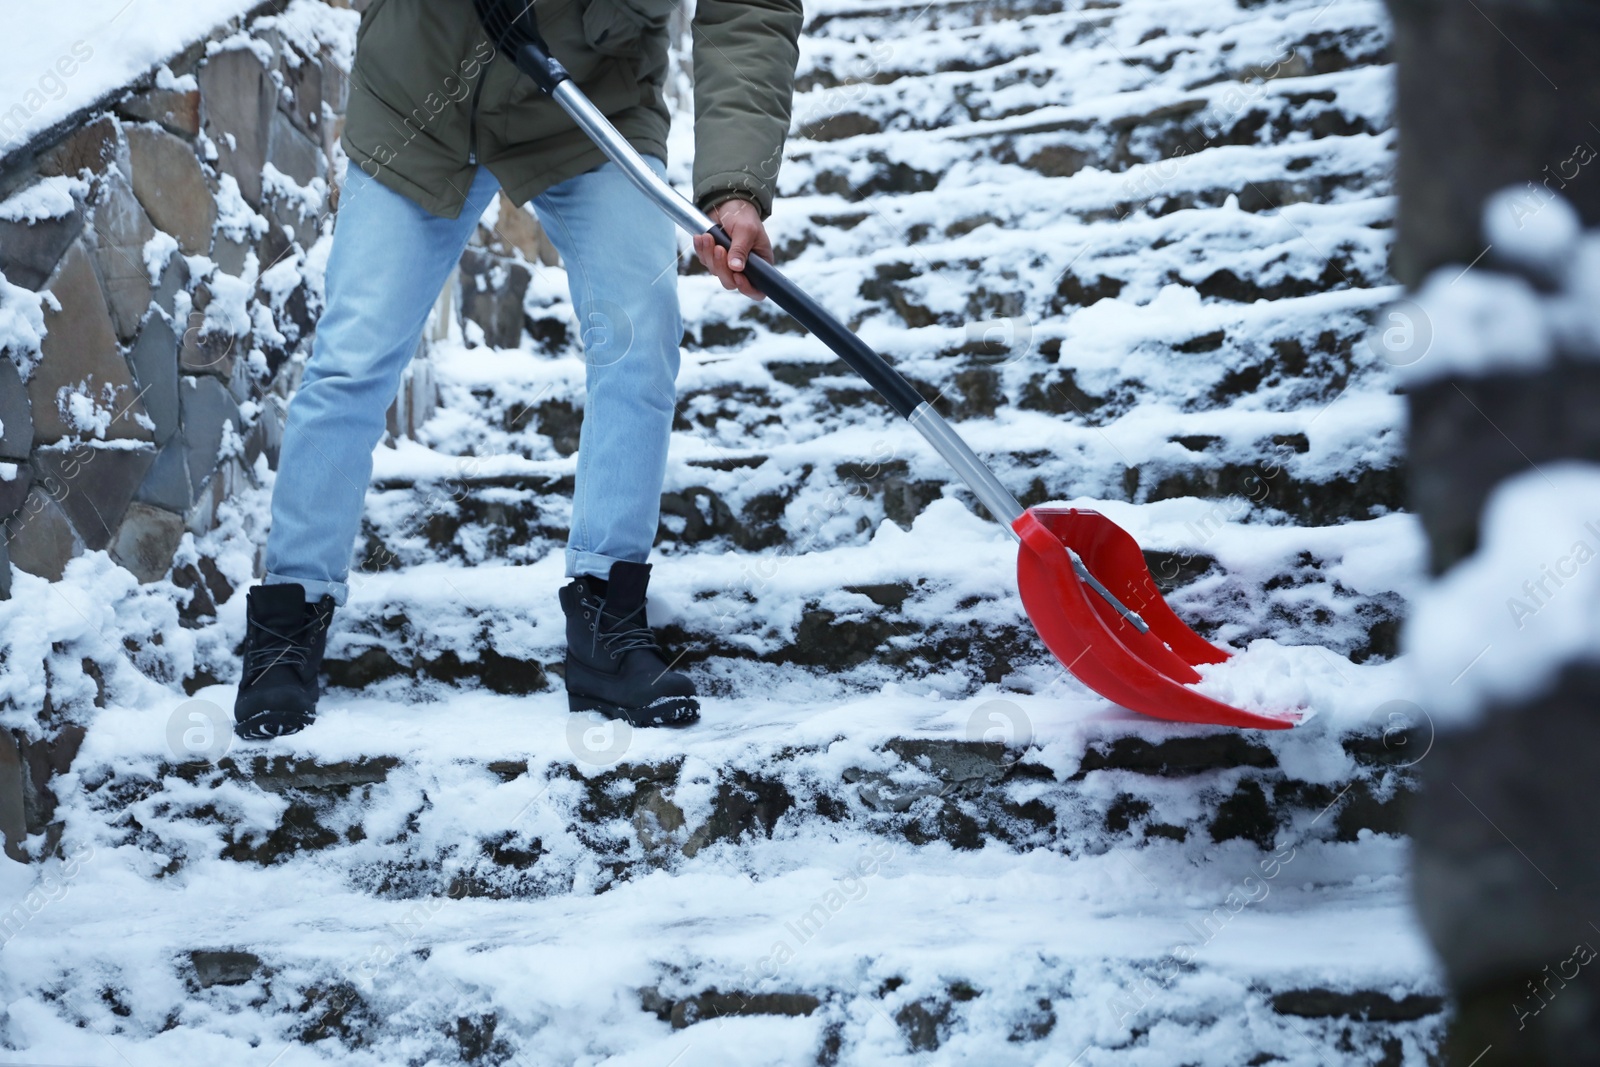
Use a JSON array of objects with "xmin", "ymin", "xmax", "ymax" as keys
[{"xmin": 476, "ymin": 1, "xmax": 1296, "ymax": 730}]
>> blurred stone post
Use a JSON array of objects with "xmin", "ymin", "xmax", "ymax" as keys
[{"xmin": 1388, "ymin": 0, "xmax": 1600, "ymax": 1063}]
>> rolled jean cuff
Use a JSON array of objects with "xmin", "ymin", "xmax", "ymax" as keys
[
  {"xmin": 565, "ymin": 548, "xmax": 634, "ymax": 581},
  {"xmin": 265, "ymin": 571, "xmax": 349, "ymax": 608}
]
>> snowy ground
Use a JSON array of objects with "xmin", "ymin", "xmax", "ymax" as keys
[{"xmin": 0, "ymin": 0, "xmax": 1446, "ymax": 1062}]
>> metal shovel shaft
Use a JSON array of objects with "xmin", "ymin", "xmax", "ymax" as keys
[{"xmin": 547, "ymin": 82, "xmax": 1017, "ymax": 509}]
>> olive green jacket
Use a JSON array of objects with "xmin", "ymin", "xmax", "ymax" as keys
[{"xmin": 342, "ymin": 0, "xmax": 803, "ymax": 220}]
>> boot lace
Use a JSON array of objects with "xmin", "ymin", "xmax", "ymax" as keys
[
  {"xmin": 244, "ymin": 609, "xmax": 328, "ymax": 683},
  {"xmin": 593, "ymin": 601, "xmax": 660, "ymax": 659}
]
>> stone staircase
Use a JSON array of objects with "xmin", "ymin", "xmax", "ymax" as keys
[{"xmin": 2, "ymin": 0, "xmax": 1446, "ymax": 1063}]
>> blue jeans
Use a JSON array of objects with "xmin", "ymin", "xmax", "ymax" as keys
[{"xmin": 264, "ymin": 161, "xmax": 682, "ymax": 605}]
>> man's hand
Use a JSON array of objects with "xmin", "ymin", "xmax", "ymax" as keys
[{"xmin": 693, "ymin": 198, "xmax": 772, "ymax": 302}]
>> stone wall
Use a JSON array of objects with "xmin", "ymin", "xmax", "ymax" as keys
[
  {"xmin": 0, "ymin": 0, "xmax": 565, "ymax": 612},
  {"xmin": 0, "ymin": 3, "xmax": 361, "ymax": 609}
]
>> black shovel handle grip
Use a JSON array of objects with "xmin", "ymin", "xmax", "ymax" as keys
[
  {"xmin": 475, "ymin": 0, "xmax": 571, "ymax": 92},
  {"xmin": 514, "ymin": 40, "xmax": 569, "ymax": 94},
  {"xmin": 709, "ymin": 225, "xmax": 927, "ymax": 420}
]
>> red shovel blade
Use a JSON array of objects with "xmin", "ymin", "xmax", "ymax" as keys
[{"xmin": 1013, "ymin": 507, "xmax": 1298, "ymax": 730}]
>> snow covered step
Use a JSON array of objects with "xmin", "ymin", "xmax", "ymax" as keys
[
  {"xmin": 274, "ymin": 499, "xmax": 1419, "ymax": 704},
  {"xmin": 373, "ymin": 292, "xmax": 1409, "ymax": 563},
  {"xmin": 475, "ymin": 229, "xmax": 1398, "ymax": 428},
  {"xmin": 95, "ymin": 615, "xmax": 1424, "ymax": 888},
  {"xmin": 784, "ymin": 130, "xmax": 1372, "ymax": 209},
  {"xmin": 782, "ymin": 25, "xmax": 1392, "ymax": 171},
  {"xmin": 361, "ymin": 417, "xmax": 1405, "ymax": 577},
  {"xmin": 9, "ymin": 825, "xmax": 1442, "ymax": 1065},
  {"xmin": 761, "ymin": 202, "xmax": 1393, "ymax": 346},
  {"xmin": 788, "ymin": 46, "xmax": 1391, "ymax": 156},
  {"xmin": 795, "ymin": 16, "xmax": 1060, "ymax": 95},
  {"xmin": 27, "ymin": 641, "xmax": 1437, "ymax": 1064},
  {"xmin": 765, "ymin": 132, "xmax": 1394, "ymax": 272},
  {"xmin": 799, "ymin": 0, "xmax": 1387, "ymax": 85},
  {"xmin": 806, "ymin": 0, "xmax": 1075, "ymax": 37},
  {"xmin": 80, "ymin": 698, "xmax": 1418, "ymax": 887}
]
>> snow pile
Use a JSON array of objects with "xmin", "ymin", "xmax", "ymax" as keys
[
  {"xmin": 1482, "ymin": 183, "xmax": 1585, "ymax": 275},
  {"xmin": 255, "ymin": 0, "xmax": 361, "ymax": 71},
  {"xmin": 1408, "ymin": 463, "xmax": 1600, "ymax": 725},
  {"xmin": 0, "ymin": 557, "xmax": 196, "ymax": 738},
  {"xmin": 0, "ymin": 176, "xmax": 88, "ymax": 377},
  {"xmin": 1401, "ymin": 188, "xmax": 1600, "ymax": 382},
  {"xmin": 0, "ymin": 0, "xmax": 259, "ymax": 153},
  {"xmin": 0, "ymin": 173, "xmax": 85, "ymax": 221},
  {"xmin": 0, "ymin": 273, "xmax": 46, "ymax": 377},
  {"xmin": 1400, "ymin": 270, "xmax": 1550, "ymax": 378},
  {"xmin": 142, "ymin": 230, "xmax": 180, "ymax": 285}
]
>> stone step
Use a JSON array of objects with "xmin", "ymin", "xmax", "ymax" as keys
[
  {"xmin": 475, "ymin": 200, "xmax": 1399, "ymax": 422},
  {"xmin": 369, "ymin": 310, "xmax": 1410, "ymax": 539},
  {"xmin": 87, "ymin": 722, "xmax": 1416, "ymax": 889},
  {"xmin": 20, "ymin": 835, "xmax": 1441, "ymax": 1064},
  {"xmin": 29, "ymin": 661, "xmax": 1435, "ymax": 1062},
  {"xmin": 770, "ymin": 205, "xmax": 1392, "ymax": 341},
  {"xmin": 357, "ymin": 429, "xmax": 1405, "ymax": 578},
  {"xmin": 227, "ymin": 494, "xmax": 1417, "ymax": 703},
  {"xmin": 784, "ymin": 82, "xmax": 1387, "ymax": 206},
  {"xmin": 805, "ymin": 0, "xmax": 1074, "ymax": 37},
  {"xmin": 797, "ymin": 2, "xmax": 1388, "ymax": 99},
  {"xmin": 795, "ymin": 0, "xmax": 1388, "ymax": 79},
  {"xmin": 757, "ymin": 131, "xmax": 1394, "ymax": 276},
  {"xmin": 27, "ymin": 936, "xmax": 1443, "ymax": 1066},
  {"xmin": 788, "ymin": 34, "xmax": 1390, "ymax": 150},
  {"xmin": 795, "ymin": 19, "xmax": 1055, "ymax": 96},
  {"xmin": 380, "ymin": 293, "xmax": 1409, "ymax": 562}
]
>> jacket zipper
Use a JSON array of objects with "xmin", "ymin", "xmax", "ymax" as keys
[{"xmin": 467, "ymin": 56, "xmax": 494, "ymax": 164}]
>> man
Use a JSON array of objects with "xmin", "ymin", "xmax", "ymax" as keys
[{"xmin": 232, "ymin": 0, "xmax": 803, "ymax": 740}]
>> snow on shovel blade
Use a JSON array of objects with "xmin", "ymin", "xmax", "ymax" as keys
[{"xmin": 1013, "ymin": 507, "xmax": 1300, "ymax": 730}]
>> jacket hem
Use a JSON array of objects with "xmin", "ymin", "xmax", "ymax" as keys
[
  {"xmin": 341, "ymin": 134, "xmax": 475, "ymax": 221},
  {"xmin": 496, "ymin": 132, "xmax": 670, "ymax": 208}
]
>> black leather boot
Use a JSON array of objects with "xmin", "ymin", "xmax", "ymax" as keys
[
  {"xmin": 233, "ymin": 583, "xmax": 336, "ymax": 740},
  {"xmin": 559, "ymin": 562, "xmax": 699, "ymax": 727}
]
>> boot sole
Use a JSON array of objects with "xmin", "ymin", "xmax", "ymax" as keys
[
  {"xmin": 568, "ymin": 693, "xmax": 700, "ymax": 728},
  {"xmin": 234, "ymin": 708, "xmax": 315, "ymax": 741}
]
